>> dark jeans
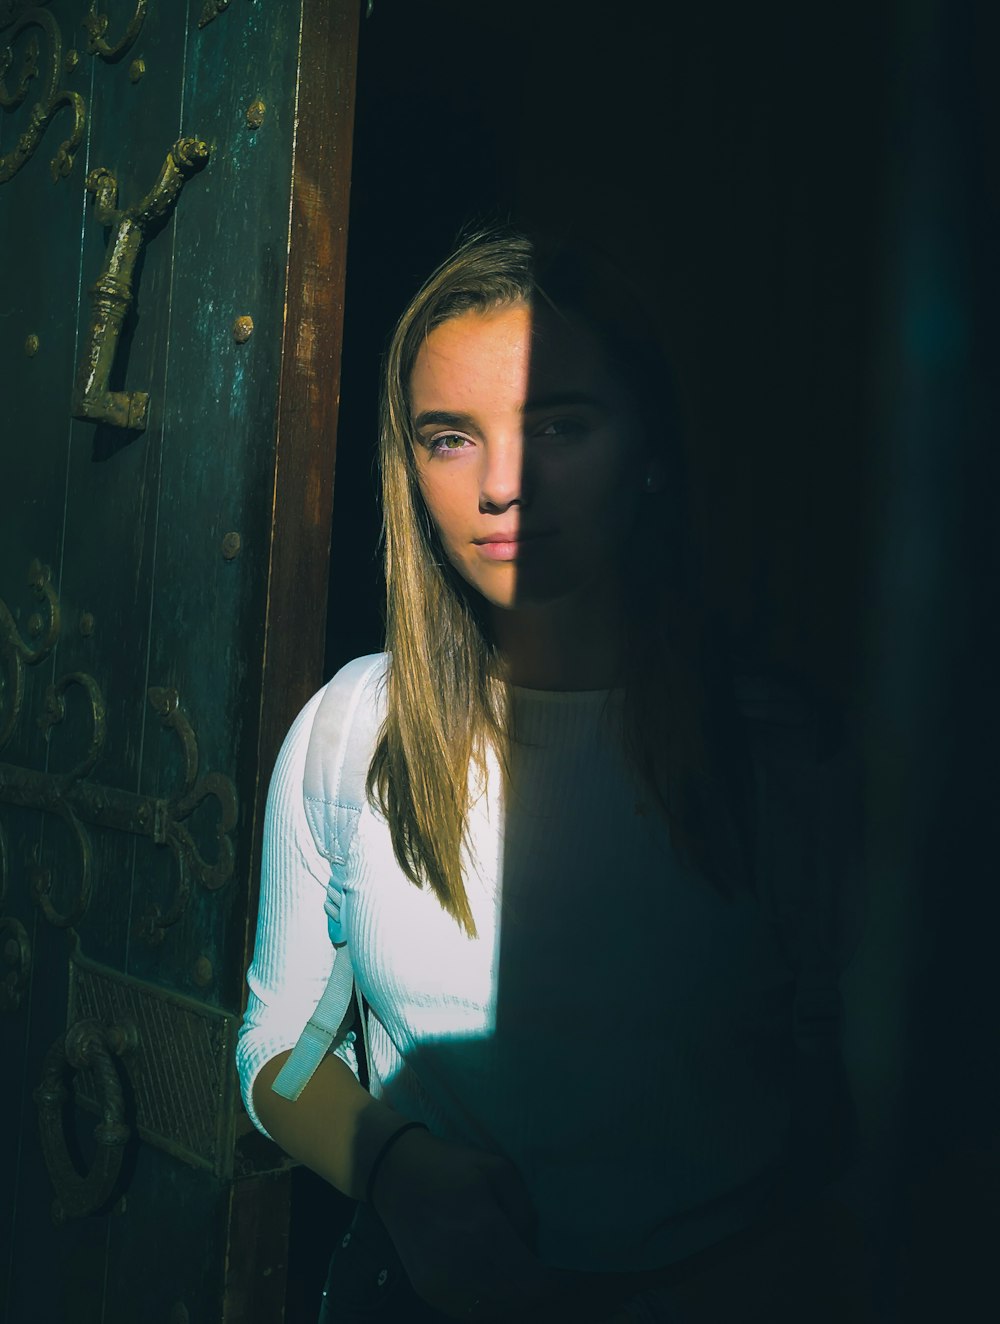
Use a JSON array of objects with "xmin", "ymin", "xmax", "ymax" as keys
[
  {"xmin": 317, "ymin": 1203, "xmax": 450, "ymax": 1323},
  {"xmin": 317, "ymin": 1195, "xmax": 875, "ymax": 1323}
]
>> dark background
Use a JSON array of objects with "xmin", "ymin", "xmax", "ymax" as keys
[
  {"xmin": 327, "ymin": 0, "xmax": 886, "ymax": 703},
  {"xmin": 298, "ymin": 3, "xmax": 998, "ymax": 1321}
]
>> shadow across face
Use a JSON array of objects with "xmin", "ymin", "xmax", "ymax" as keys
[{"xmin": 408, "ymin": 299, "xmax": 652, "ymax": 618}]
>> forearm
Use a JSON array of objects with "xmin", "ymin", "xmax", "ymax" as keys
[{"xmin": 252, "ymin": 1050, "xmax": 410, "ymax": 1202}]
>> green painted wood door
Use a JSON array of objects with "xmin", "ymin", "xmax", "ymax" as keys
[{"xmin": 0, "ymin": 3, "xmax": 359, "ymax": 1320}]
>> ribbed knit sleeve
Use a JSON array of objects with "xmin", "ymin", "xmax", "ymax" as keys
[{"xmin": 236, "ymin": 686, "xmax": 358, "ymax": 1138}]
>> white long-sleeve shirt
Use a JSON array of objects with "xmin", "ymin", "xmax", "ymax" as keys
[{"xmin": 237, "ymin": 662, "xmax": 854, "ymax": 1272}]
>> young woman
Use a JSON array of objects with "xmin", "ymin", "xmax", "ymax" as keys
[{"xmin": 237, "ymin": 230, "xmax": 869, "ymax": 1322}]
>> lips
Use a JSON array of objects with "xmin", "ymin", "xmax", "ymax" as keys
[
  {"xmin": 472, "ymin": 530, "xmax": 549, "ymax": 545},
  {"xmin": 472, "ymin": 530, "xmax": 553, "ymax": 561}
]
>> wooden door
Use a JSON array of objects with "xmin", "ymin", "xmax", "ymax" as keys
[{"xmin": 0, "ymin": 3, "xmax": 359, "ymax": 1320}]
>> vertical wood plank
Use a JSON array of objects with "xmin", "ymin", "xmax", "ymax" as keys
[
  {"xmin": 243, "ymin": 0, "xmax": 360, "ymax": 968},
  {"xmin": 1, "ymin": 7, "xmax": 102, "ymax": 1320},
  {"xmin": 223, "ymin": 1173, "xmax": 293, "ymax": 1324}
]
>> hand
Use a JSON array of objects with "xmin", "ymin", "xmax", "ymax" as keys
[{"xmin": 369, "ymin": 1127, "xmax": 572, "ymax": 1321}]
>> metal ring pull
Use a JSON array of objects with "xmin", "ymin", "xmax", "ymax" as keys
[{"xmin": 34, "ymin": 1016, "xmax": 137, "ymax": 1223}]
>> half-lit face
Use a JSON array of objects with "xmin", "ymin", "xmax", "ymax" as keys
[{"xmin": 408, "ymin": 300, "xmax": 650, "ymax": 614}]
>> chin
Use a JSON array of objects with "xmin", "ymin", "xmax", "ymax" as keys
[
  {"xmin": 458, "ymin": 560, "xmax": 587, "ymax": 614},
  {"xmin": 499, "ymin": 582, "xmax": 586, "ymax": 613}
]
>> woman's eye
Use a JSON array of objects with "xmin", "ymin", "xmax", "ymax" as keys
[
  {"xmin": 535, "ymin": 417, "xmax": 586, "ymax": 439},
  {"xmin": 428, "ymin": 432, "xmax": 472, "ymax": 454}
]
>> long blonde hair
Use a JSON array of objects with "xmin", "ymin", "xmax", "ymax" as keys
[{"xmin": 368, "ymin": 228, "xmax": 747, "ymax": 936}]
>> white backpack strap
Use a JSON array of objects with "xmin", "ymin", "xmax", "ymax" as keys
[
  {"xmin": 270, "ymin": 948, "xmax": 357, "ymax": 1101},
  {"xmin": 271, "ymin": 654, "xmax": 388, "ymax": 1102},
  {"xmin": 302, "ymin": 654, "xmax": 388, "ymax": 871}
]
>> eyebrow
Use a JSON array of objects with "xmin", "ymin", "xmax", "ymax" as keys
[
  {"xmin": 412, "ymin": 393, "xmax": 607, "ymax": 432},
  {"xmin": 413, "ymin": 410, "xmax": 479, "ymax": 432},
  {"xmin": 523, "ymin": 391, "xmax": 608, "ymax": 413}
]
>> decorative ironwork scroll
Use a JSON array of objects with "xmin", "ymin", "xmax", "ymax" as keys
[
  {"xmin": 82, "ymin": 1, "xmax": 147, "ymax": 61},
  {"xmin": 136, "ymin": 685, "xmax": 239, "ymax": 945},
  {"xmin": 0, "ymin": 563, "xmax": 238, "ymax": 937},
  {"xmin": 0, "ymin": 732, "xmax": 30, "ymax": 1016},
  {"xmin": 72, "ymin": 136, "xmax": 211, "ymax": 432},
  {"xmin": 0, "ymin": 685, "xmax": 238, "ymax": 932},
  {"xmin": 0, "ymin": 6, "xmax": 85, "ymax": 184},
  {"xmin": 0, "ymin": 4, "xmax": 53, "ymax": 31},
  {"xmin": 28, "ymin": 807, "xmax": 94, "ymax": 929},
  {"xmin": 0, "ymin": 914, "xmax": 31, "ymax": 1011},
  {"xmin": 198, "ymin": 0, "xmax": 231, "ymax": 30},
  {"xmin": 0, "ymin": 557, "xmax": 60, "ymax": 751}
]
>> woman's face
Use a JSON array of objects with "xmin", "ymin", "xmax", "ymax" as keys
[{"xmin": 408, "ymin": 300, "xmax": 651, "ymax": 614}]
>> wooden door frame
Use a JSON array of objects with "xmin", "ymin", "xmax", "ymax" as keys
[
  {"xmin": 227, "ymin": 2, "xmax": 361, "ymax": 1319},
  {"xmin": 247, "ymin": 0, "xmax": 360, "ymax": 934}
]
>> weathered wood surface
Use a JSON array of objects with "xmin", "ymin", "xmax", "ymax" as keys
[{"xmin": 0, "ymin": 3, "xmax": 358, "ymax": 1321}]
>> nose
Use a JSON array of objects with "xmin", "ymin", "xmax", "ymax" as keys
[{"xmin": 479, "ymin": 433, "xmax": 526, "ymax": 513}]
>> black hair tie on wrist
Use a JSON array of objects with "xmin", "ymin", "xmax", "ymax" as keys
[{"xmin": 365, "ymin": 1121, "xmax": 429, "ymax": 1207}]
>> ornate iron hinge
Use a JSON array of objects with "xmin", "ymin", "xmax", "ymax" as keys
[{"xmin": 0, "ymin": 561, "xmax": 238, "ymax": 939}]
